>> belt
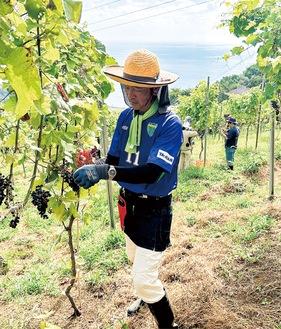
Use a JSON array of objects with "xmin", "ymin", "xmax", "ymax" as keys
[{"xmin": 120, "ymin": 188, "xmax": 172, "ymax": 201}]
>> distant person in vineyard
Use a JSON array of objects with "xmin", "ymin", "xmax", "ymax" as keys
[
  {"xmin": 224, "ymin": 113, "xmax": 231, "ymax": 122},
  {"xmin": 73, "ymin": 49, "xmax": 182, "ymax": 328},
  {"xmin": 220, "ymin": 117, "xmax": 240, "ymax": 170},
  {"xmin": 221, "ymin": 113, "xmax": 231, "ymax": 133},
  {"xmin": 179, "ymin": 116, "xmax": 198, "ymax": 171}
]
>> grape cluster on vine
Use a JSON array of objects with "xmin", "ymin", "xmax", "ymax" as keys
[
  {"xmin": 9, "ymin": 210, "xmax": 20, "ymax": 228},
  {"xmin": 31, "ymin": 185, "xmax": 51, "ymax": 219},
  {"xmin": 0, "ymin": 173, "xmax": 20, "ymax": 228},
  {"xmin": 0, "ymin": 173, "xmax": 14, "ymax": 207},
  {"xmin": 61, "ymin": 170, "xmax": 79, "ymax": 192}
]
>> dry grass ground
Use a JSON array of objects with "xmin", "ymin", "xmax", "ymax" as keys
[
  {"xmin": 1, "ymin": 170, "xmax": 281, "ymax": 329},
  {"xmin": 1, "ymin": 133, "xmax": 281, "ymax": 329}
]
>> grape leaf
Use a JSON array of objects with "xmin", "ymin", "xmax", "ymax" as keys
[
  {"xmin": 25, "ymin": 0, "xmax": 46, "ymax": 19},
  {"xmin": 5, "ymin": 48, "xmax": 41, "ymax": 119},
  {"xmin": 62, "ymin": 0, "xmax": 82, "ymax": 23},
  {"xmin": 0, "ymin": 0, "xmax": 13, "ymax": 15}
]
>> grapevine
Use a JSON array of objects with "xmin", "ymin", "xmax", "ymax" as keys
[
  {"xmin": 0, "ymin": 0, "xmax": 114, "ymax": 318},
  {"xmin": 31, "ymin": 185, "xmax": 51, "ymax": 219}
]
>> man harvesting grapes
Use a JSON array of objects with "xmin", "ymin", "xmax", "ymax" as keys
[{"xmin": 74, "ymin": 49, "xmax": 182, "ymax": 328}]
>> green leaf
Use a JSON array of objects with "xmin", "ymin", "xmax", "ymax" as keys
[
  {"xmin": 5, "ymin": 48, "xmax": 41, "ymax": 119},
  {"xmin": 25, "ymin": 0, "xmax": 46, "ymax": 20},
  {"xmin": 0, "ymin": 40, "xmax": 8, "ymax": 62},
  {"xmin": 64, "ymin": 191, "xmax": 78, "ymax": 201},
  {"xmin": 223, "ymin": 53, "xmax": 231, "ymax": 61},
  {"xmin": 51, "ymin": 0, "xmax": 64, "ymax": 15},
  {"xmin": 245, "ymin": 34, "xmax": 261, "ymax": 46},
  {"xmin": 51, "ymin": 199, "xmax": 66, "ymax": 221},
  {"xmin": 6, "ymin": 11, "xmax": 27, "ymax": 35},
  {"xmin": 62, "ymin": 0, "xmax": 82, "ymax": 23},
  {"xmin": 83, "ymin": 103, "xmax": 99, "ymax": 129},
  {"xmin": 0, "ymin": 0, "xmax": 13, "ymax": 15},
  {"xmin": 29, "ymin": 112, "xmax": 42, "ymax": 129},
  {"xmin": 231, "ymin": 46, "xmax": 244, "ymax": 56},
  {"xmin": 257, "ymin": 55, "xmax": 268, "ymax": 67},
  {"xmin": 67, "ymin": 125, "xmax": 80, "ymax": 133},
  {"xmin": 34, "ymin": 94, "xmax": 52, "ymax": 115},
  {"xmin": 79, "ymin": 187, "xmax": 89, "ymax": 199},
  {"xmin": 43, "ymin": 131, "xmax": 63, "ymax": 146},
  {"xmin": 3, "ymin": 96, "xmax": 17, "ymax": 113},
  {"xmin": 4, "ymin": 153, "xmax": 18, "ymax": 165},
  {"xmin": 263, "ymin": 82, "xmax": 275, "ymax": 100},
  {"xmin": 4, "ymin": 132, "xmax": 16, "ymax": 148},
  {"xmin": 18, "ymin": 154, "xmax": 27, "ymax": 165},
  {"xmin": 81, "ymin": 212, "xmax": 92, "ymax": 225},
  {"xmin": 45, "ymin": 169, "xmax": 59, "ymax": 183},
  {"xmin": 89, "ymin": 184, "xmax": 98, "ymax": 195},
  {"xmin": 60, "ymin": 139, "xmax": 76, "ymax": 155},
  {"xmin": 69, "ymin": 202, "xmax": 79, "ymax": 218},
  {"xmin": 42, "ymin": 40, "xmax": 60, "ymax": 62},
  {"xmin": 87, "ymin": 83, "xmax": 98, "ymax": 94},
  {"xmin": 33, "ymin": 173, "xmax": 48, "ymax": 188},
  {"xmin": 271, "ymin": 56, "xmax": 281, "ymax": 70}
]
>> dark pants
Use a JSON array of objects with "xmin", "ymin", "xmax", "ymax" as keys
[{"xmin": 121, "ymin": 188, "xmax": 173, "ymax": 252}]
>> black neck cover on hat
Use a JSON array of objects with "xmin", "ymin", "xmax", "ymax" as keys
[{"xmin": 158, "ymin": 86, "xmax": 171, "ymax": 114}]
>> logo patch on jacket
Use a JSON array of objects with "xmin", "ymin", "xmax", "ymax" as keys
[
  {"xmin": 147, "ymin": 122, "xmax": 158, "ymax": 137},
  {"xmin": 157, "ymin": 149, "xmax": 174, "ymax": 165}
]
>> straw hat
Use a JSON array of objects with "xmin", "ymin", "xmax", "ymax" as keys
[{"xmin": 103, "ymin": 49, "xmax": 179, "ymax": 87}]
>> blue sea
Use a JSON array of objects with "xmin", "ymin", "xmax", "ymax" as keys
[{"xmin": 103, "ymin": 42, "xmax": 257, "ymax": 108}]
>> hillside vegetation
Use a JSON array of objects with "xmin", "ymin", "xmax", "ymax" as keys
[{"xmin": 0, "ymin": 129, "xmax": 281, "ymax": 329}]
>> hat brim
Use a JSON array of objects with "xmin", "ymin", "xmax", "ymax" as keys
[{"xmin": 103, "ymin": 65, "xmax": 179, "ymax": 87}]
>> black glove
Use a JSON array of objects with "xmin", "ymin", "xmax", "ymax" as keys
[{"xmin": 73, "ymin": 164, "xmax": 109, "ymax": 189}]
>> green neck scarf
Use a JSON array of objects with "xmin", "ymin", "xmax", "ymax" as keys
[{"xmin": 125, "ymin": 99, "xmax": 159, "ymax": 153}]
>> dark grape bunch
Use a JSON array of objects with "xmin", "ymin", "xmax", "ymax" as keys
[
  {"xmin": 61, "ymin": 170, "xmax": 79, "ymax": 192},
  {"xmin": 0, "ymin": 173, "xmax": 14, "ymax": 207},
  {"xmin": 0, "ymin": 173, "xmax": 19, "ymax": 229},
  {"xmin": 9, "ymin": 210, "xmax": 20, "ymax": 229},
  {"xmin": 31, "ymin": 185, "xmax": 51, "ymax": 219}
]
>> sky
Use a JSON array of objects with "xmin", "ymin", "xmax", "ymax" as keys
[
  {"xmin": 80, "ymin": 0, "xmax": 239, "ymax": 45},
  {"xmin": 79, "ymin": 0, "xmax": 257, "ymax": 107}
]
